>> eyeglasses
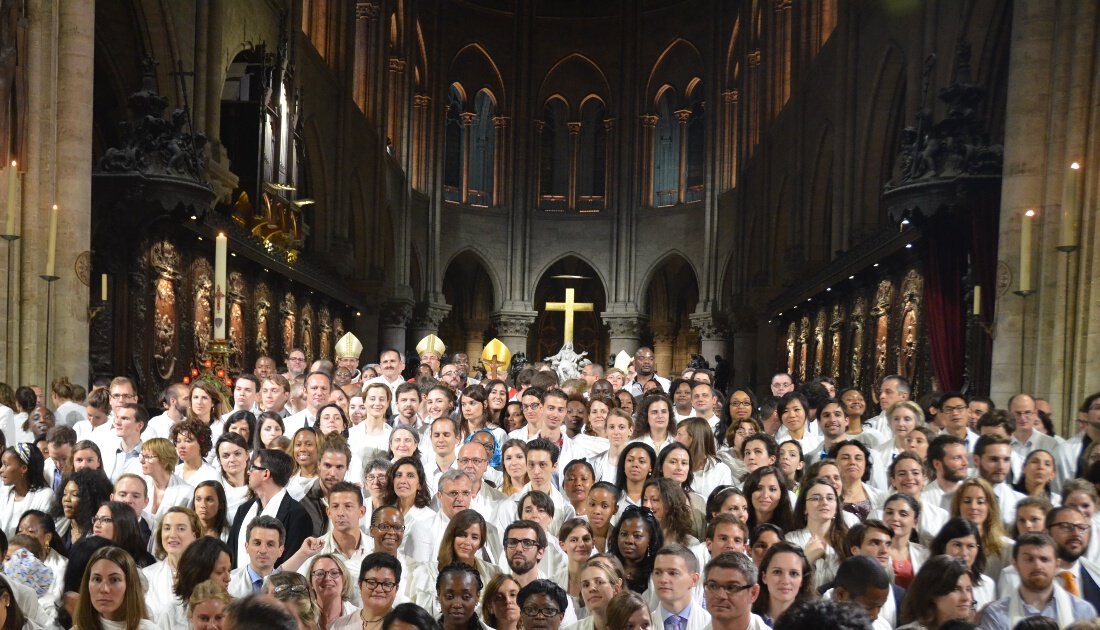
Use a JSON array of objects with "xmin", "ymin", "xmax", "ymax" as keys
[
  {"xmin": 311, "ymin": 569, "xmax": 343, "ymax": 581},
  {"xmin": 521, "ymin": 403, "xmax": 541, "ymax": 411},
  {"xmin": 441, "ymin": 490, "xmax": 473, "ymax": 500},
  {"xmin": 504, "ymin": 538, "xmax": 541, "ymax": 550},
  {"xmin": 522, "ymin": 606, "xmax": 561, "ymax": 618},
  {"xmin": 942, "ymin": 404, "xmax": 968, "ymax": 413},
  {"xmin": 457, "ymin": 457, "xmax": 487, "ymax": 466},
  {"xmin": 729, "ymin": 401, "xmax": 753, "ymax": 408},
  {"xmin": 249, "ymin": 462, "xmax": 267, "ymax": 472},
  {"xmin": 361, "ymin": 578, "xmax": 397, "ymax": 592},
  {"xmin": 272, "ymin": 584, "xmax": 310, "ymax": 598},
  {"xmin": 806, "ymin": 495, "xmax": 837, "ymax": 504},
  {"xmin": 1051, "ymin": 522, "xmax": 1091, "ymax": 534},
  {"xmin": 139, "ymin": 454, "xmax": 158, "ymax": 462},
  {"xmin": 704, "ymin": 581, "xmax": 755, "ymax": 596},
  {"xmin": 109, "ymin": 393, "xmax": 136, "ymax": 401},
  {"xmin": 365, "ymin": 473, "xmax": 388, "ymax": 484},
  {"xmin": 92, "ymin": 516, "xmax": 113, "ymax": 525},
  {"xmin": 372, "ymin": 523, "xmax": 405, "ymax": 533}
]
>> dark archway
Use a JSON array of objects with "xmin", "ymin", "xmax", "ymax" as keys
[
  {"xmin": 642, "ymin": 254, "xmax": 699, "ymax": 374},
  {"xmin": 530, "ymin": 256, "xmax": 608, "ymax": 366},
  {"xmin": 441, "ymin": 250, "xmax": 496, "ymax": 358}
]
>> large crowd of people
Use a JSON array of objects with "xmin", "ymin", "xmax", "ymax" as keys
[{"xmin": 1, "ymin": 337, "xmax": 1099, "ymax": 630}]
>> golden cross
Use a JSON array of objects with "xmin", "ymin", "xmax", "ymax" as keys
[{"xmin": 545, "ymin": 288, "xmax": 594, "ymax": 345}]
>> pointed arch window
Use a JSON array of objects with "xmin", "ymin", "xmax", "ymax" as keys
[
  {"xmin": 653, "ymin": 89, "xmax": 681, "ymax": 207},
  {"xmin": 442, "ymin": 85, "xmax": 464, "ymax": 203},
  {"xmin": 576, "ymin": 98, "xmax": 607, "ymax": 212},
  {"xmin": 685, "ymin": 84, "xmax": 705, "ymax": 203},
  {"xmin": 538, "ymin": 98, "xmax": 570, "ymax": 211}
]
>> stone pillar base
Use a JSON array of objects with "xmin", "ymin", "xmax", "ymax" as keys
[{"xmin": 690, "ymin": 312, "xmax": 730, "ymax": 367}]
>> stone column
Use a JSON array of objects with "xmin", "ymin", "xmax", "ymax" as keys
[
  {"xmin": 459, "ymin": 111, "xmax": 476, "ymax": 204},
  {"xmin": 491, "ymin": 311, "xmax": 537, "ymax": 360},
  {"xmin": 408, "ymin": 302, "xmax": 452, "ymax": 349},
  {"xmin": 639, "ymin": 115, "xmax": 658, "ymax": 206},
  {"xmin": 652, "ymin": 324, "xmax": 675, "ymax": 377},
  {"xmin": 492, "ymin": 116, "xmax": 508, "ymax": 205},
  {"xmin": 674, "ymin": 109, "xmax": 692, "ymax": 204},
  {"xmin": 567, "ymin": 121, "xmax": 582, "ymax": 210},
  {"xmin": 465, "ymin": 319, "xmax": 488, "ymax": 363},
  {"xmin": 379, "ymin": 299, "xmax": 414, "ymax": 358},
  {"xmin": 690, "ymin": 312, "xmax": 729, "ymax": 366},
  {"xmin": 602, "ymin": 313, "xmax": 647, "ymax": 358}
]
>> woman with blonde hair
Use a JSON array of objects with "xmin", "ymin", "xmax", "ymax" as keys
[
  {"xmin": 605, "ymin": 590, "xmax": 650, "ymax": 629},
  {"xmin": 266, "ymin": 571, "xmax": 321, "ymax": 630},
  {"xmin": 143, "ymin": 506, "xmax": 202, "ymax": 612},
  {"xmin": 574, "ymin": 556, "xmax": 624, "ymax": 630},
  {"xmin": 950, "ymin": 476, "xmax": 1013, "ymax": 580},
  {"xmin": 73, "ymin": 546, "xmax": 158, "ymax": 630},
  {"xmin": 307, "ymin": 554, "xmax": 356, "ymax": 629},
  {"xmin": 187, "ymin": 580, "xmax": 231, "ymax": 630},
  {"xmin": 872, "ymin": 400, "xmax": 925, "ymax": 490},
  {"xmin": 139, "ymin": 437, "xmax": 193, "ymax": 519}
]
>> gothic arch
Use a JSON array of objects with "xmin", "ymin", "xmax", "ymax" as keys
[
  {"xmin": 537, "ymin": 53, "xmax": 613, "ymax": 117},
  {"xmin": 528, "ymin": 252, "xmax": 609, "ymax": 304},
  {"xmin": 414, "ymin": 19, "xmax": 428, "ymax": 91},
  {"xmin": 725, "ymin": 15, "xmax": 742, "ymax": 86},
  {"xmin": 807, "ymin": 123, "xmax": 835, "ymax": 263},
  {"xmin": 301, "ymin": 118, "xmax": 330, "ymax": 249},
  {"xmin": 859, "ymin": 43, "xmax": 906, "ymax": 232},
  {"xmin": 440, "ymin": 250, "xmax": 497, "ymax": 350},
  {"xmin": 448, "ymin": 43, "xmax": 507, "ymax": 108},
  {"xmin": 637, "ymin": 250, "xmax": 701, "ymax": 304},
  {"xmin": 645, "ymin": 38, "xmax": 706, "ymax": 107},
  {"xmin": 442, "ymin": 247, "xmax": 504, "ymax": 310}
]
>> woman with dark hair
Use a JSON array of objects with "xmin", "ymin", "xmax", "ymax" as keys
[
  {"xmin": 91, "ymin": 501, "xmax": 155, "ymax": 568},
  {"xmin": 750, "ymin": 523, "xmax": 784, "ymax": 566},
  {"xmin": 727, "ymin": 387, "xmax": 759, "ymax": 426},
  {"xmin": 186, "ymin": 381, "xmax": 226, "ymax": 429},
  {"xmin": 424, "ymin": 386, "xmax": 457, "ymax": 425},
  {"xmin": 751, "ymin": 542, "xmax": 816, "ymax": 625},
  {"xmin": 929, "ymin": 518, "xmax": 995, "ymax": 607},
  {"xmin": 288, "ymin": 427, "xmax": 320, "ymax": 500},
  {"xmin": 589, "ymin": 408, "xmax": 632, "ymax": 484},
  {"xmin": 828, "ymin": 439, "xmax": 884, "ymax": 521},
  {"xmin": 316, "ymin": 403, "xmax": 350, "ymax": 439},
  {"xmin": 669, "ymin": 378, "xmax": 695, "ymax": 422},
  {"xmin": 57, "ymin": 468, "xmax": 113, "ymax": 550},
  {"xmin": 256, "ymin": 412, "xmax": 286, "ymax": 450},
  {"xmin": 1013, "ymin": 449, "xmax": 1060, "ymax": 504},
  {"xmin": 383, "ymin": 456, "xmax": 433, "ymax": 527},
  {"xmin": 193, "ymin": 480, "xmax": 229, "ymax": 541},
  {"xmin": 407, "ymin": 510, "xmax": 500, "ymax": 618},
  {"xmin": 674, "ymin": 417, "xmax": 733, "ymax": 499},
  {"xmin": 740, "ymin": 433, "xmax": 779, "ymax": 475},
  {"xmin": 482, "ymin": 379, "xmax": 510, "ymax": 426},
  {"xmin": 73, "ymin": 545, "xmax": 159, "ymax": 630},
  {"xmin": 883, "ymin": 493, "xmax": 928, "ymax": 590},
  {"xmin": 170, "ymin": 419, "xmax": 217, "ymax": 485},
  {"xmin": 562, "ymin": 459, "xmax": 595, "ymax": 517},
  {"xmin": 896, "ymin": 555, "xmax": 974, "ymax": 630},
  {"xmin": 776, "ymin": 439, "xmax": 805, "ymax": 494},
  {"xmin": 641, "ymin": 478, "xmax": 698, "ymax": 545},
  {"xmin": 607, "ymin": 506, "xmax": 662, "ymax": 594},
  {"xmin": 605, "ymin": 590, "xmax": 650, "ymax": 630},
  {"xmin": 349, "ymin": 383, "xmax": 392, "ymax": 457},
  {"xmin": 616, "ymin": 390, "xmax": 636, "ymax": 415},
  {"xmin": 785, "ymin": 476, "xmax": 850, "ymax": 590},
  {"xmin": 157, "ymin": 536, "xmax": 233, "ymax": 627},
  {"xmin": 585, "ymin": 394, "xmax": 614, "ymax": 438},
  {"xmin": 11, "ymin": 387, "xmax": 36, "ymax": 444},
  {"xmin": 557, "ymin": 518, "xmax": 595, "ymax": 601},
  {"xmin": 776, "ymin": 391, "xmax": 823, "ymax": 456},
  {"xmin": 481, "ymin": 574, "xmax": 521, "ymax": 630},
  {"xmin": 613, "ymin": 442, "xmax": 655, "ymax": 510},
  {"xmin": 631, "ymin": 393, "xmax": 674, "ymax": 452},
  {"xmin": 502, "ymin": 400, "xmax": 525, "ymax": 434},
  {"xmin": 655, "ymin": 442, "xmax": 697, "ymax": 498},
  {"xmin": 458, "ymin": 385, "xmax": 506, "ymax": 446},
  {"xmin": 213, "ymin": 432, "xmax": 251, "ymax": 520},
  {"xmin": 742, "ymin": 465, "xmax": 796, "ymax": 532},
  {"xmin": 223, "ymin": 410, "xmax": 256, "ymax": 446},
  {"xmin": 0, "ymin": 443, "xmax": 53, "ymax": 536},
  {"xmin": 707, "ymin": 486, "xmax": 750, "ymax": 524},
  {"xmin": 888, "ymin": 451, "xmax": 950, "ymax": 544},
  {"xmin": 382, "ymin": 603, "xmax": 442, "ymax": 630}
]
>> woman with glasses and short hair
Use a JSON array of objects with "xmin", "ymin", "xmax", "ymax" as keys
[{"xmin": 331, "ymin": 553, "xmax": 401, "ymax": 630}]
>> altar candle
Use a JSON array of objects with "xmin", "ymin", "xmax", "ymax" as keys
[
  {"xmin": 100, "ymin": 273, "xmax": 107, "ymax": 301},
  {"xmin": 4, "ymin": 161, "xmax": 15, "ymax": 235},
  {"xmin": 1020, "ymin": 209, "xmax": 1035, "ymax": 292},
  {"xmin": 214, "ymin": 232, "xmax": 227, "ymax": 339},
  {"xmin": 1060, "ymin": 162, "xmax": 1081, "ymax": 249},
  {"xmin": 44, "ymin": 204, "xmax": 58, "ymax": 276},
  {"xmin": 973, "ymin": 285, "xmax": 982, "ymax": 316}
]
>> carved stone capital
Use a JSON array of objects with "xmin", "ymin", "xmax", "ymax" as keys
[
  {"xmin": 674, "ymin": 109, "xmax": 693, "ymax": 123},
  {"xmin": 380, "ymin": 299, "xmax": 414, "ymax": 328},
  {"xmin": 411, "ymin": 302, "xmax": 452, "ymax": 331},
  {"xmin": 690, "ymin": 313, "xmax": 729, "ymax": 341},
  {"xmin": 602, "ymin": 314, "xmax": 647, "ymax": 338},
  {"xmin": 388, "ymin": 57, "xmax": 406, "ymax": 73},
  {"xmin": 356, "ymin": 1, "xmax": 380, "ymax": 19},
  {"xmin": 492, "ymin": 311, "xmax": 537, "ymax": 337},
  {"xmin": 748, "ymin": 50, "xmax": 762, "ymax": 67},
  {"xmin": 567, "ymin": 121, "xmax": 583, "ymax": 135},
  {"xmin": 412, "ymin": 94, "xmax": 431, "ymax": 108},
  {"xmin": 492, "ymin": 115, "xmax": 509, "ymax": 129},
  {"xmin": 774, "ymin": 0, "xmax": 792, "ymax": 11},
  {"xmin": 640, "ymin": 115, "xmax": 659, "ymax": 128},
  {"xmin": 723, "ymin": 89, "xmax": 739, "ymax": 104},
  {"xmin": 459, "ymin": 112, "xmax": 477, "ymax": 126}
]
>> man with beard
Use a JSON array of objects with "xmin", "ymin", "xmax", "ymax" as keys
[
  {"xmin": 703, "ymin": 552, "xmax": 768, "ymax": 630},
  {"xmin": 921, "ymin": 435, "xmax": 969, "ymax": 512},
  {"xmin": 974, "ymin": 434, "xmax": 1027, "ymax": 528},
  {"xmin": 625, "ymin": 347, "xmax": 669, "ymax": 396},
  {"xmin": 1041, "ymin": 506, "xmax": 1100, "ymax": 610},
  {"xmin": 145, "ymin": 383, "xmax": 187, "ymax": 439},
  {"xmin": 809, "ymin": 399, "xmax": 850, "ymax": 465},
  {"xmin": 502, "ymin": 520, "xmax": 577, "ymax": 624},
  {"xmin": 978, "ymin": 533, "xmax": 1096, "ymax": 629}
]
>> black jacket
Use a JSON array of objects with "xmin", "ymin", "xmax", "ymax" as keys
[{"xmin": 227, "ymin": 491, "xmax": 313, "ymax": 568}]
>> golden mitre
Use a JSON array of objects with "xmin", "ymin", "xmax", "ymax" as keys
[
  {"xmin": 480, "ymin": 338, "xmax": 512, "ymax": 376},
  {"xmin": 416, "ymin": 333, "xmax": 446, "ymax": 357},
  {"xmin": 335, "ymin": 332, "xmax": 363, "ymax": 359},
  {"xmin": 613, "ymin": 350, "xmax": 632, "ymax": 372}
]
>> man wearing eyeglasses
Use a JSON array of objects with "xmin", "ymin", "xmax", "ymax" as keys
[
  {"xmin": 940, "ymin": 392, "xmax": 980, "ymax": 454},
  {"xmin": 228, "ymin": 516, "xmax": 287, "ymax": 598},
  {"xmin": 702, "ymin": 552, "xmax": 768, "ymax": 630},
  {"xmin": 501, "ymin": 520, "xmax": 578, "ymax": 624},
  {"xmin": 516, "ymin": 579, "xmax": 568, "ymax": 630},
  {"xmin": 457, "ymin": 440, "xmax": 504, "ymax": 512},
  {"xmin": 282, "ymin": 349, "xmax": 307, "ymax": 383},
  {"xmin": 229, "ymin": 449, "xmax": 313, "ymax": 569},
  {"xmin": 1009, "ymin": 394, "xmax": 1060, "ymax": 477},
  {"xmin": 405, "ymin": 471, "xmax": 502, "ymax": 564},
  {"xmin": 651, "ymin": 543, "xmax": 710, "ymax": 630},
  {"xmin": 508, "ymin": 386, "xmax": 546, "ymax": 441},
  {"xmin": 998, "ymin": 506, "xmax": 1100, "ymax": 612}
]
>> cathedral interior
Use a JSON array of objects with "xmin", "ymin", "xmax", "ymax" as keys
[{"xmin": 0, "ymin": 0, "xmax": 1096, "ymax": 429}]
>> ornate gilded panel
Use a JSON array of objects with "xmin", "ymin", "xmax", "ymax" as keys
[
  {"xmin": 254, "ymin": 282, "xmax": 272, "ymax": 357},
  {"xmin": 191, "ymin": 258, "xmax": 214, "ymax": 360},
  {"xmin": 813, "ymin": 310, "xmax": 826, "ymax": 377},
  {"xmin": 898, "ymin": 269, "xmax": 923, "ymax": 380},
  {"xmin": 829, "ymin": 303, "xmax": 845, "ymax": 380},
  {"xmin": 786, "ymin": 322, "xmax": 797, "ymax": 376},
  {"xmin": 301, "ymin": 303, "xmax": 315, "ymax": 361},
  {"xmin": 318, "ymin": 306, "xmax": 332, "ymax": 360},
  {"xmin": 333, "ymin": 317, "xmax": 345, "ymax": 347},
  {"xmin": 850, "ymin": 296, "xmax": 867, "ymax": 389},
  {"xmin": 281, "ymin": 293, "xmax": 297, "ymax": 355},
  {"xmin": 798, "ymin": 315, "xmax": 810, "ymax": 382},
  {"xmin": 150, "ymin": 241, "xmax": 180, "ymax": 380},
  {"xmin": 228, "ymin": 271, "xmax": 246, "ymax": 373},
  {"xmin": 870, "ymin": 280, "xmax": 895, "ymax": 388}
]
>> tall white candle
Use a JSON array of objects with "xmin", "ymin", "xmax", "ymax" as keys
[
  {"xmin": 973, "ymin": 285, "xmax": 982, "ymax": 316},
  {"xmin": 100, "ymin": 273, "xmax": 107, "ymax": 302},
  {"xmin": 1060, "ymin": 162, "xmax": 1081, "ymax": 249},
  {"xmin": 1020, "ymin": 209, "xmax": 1035, "ymax": 292},
  {"xmin": 4, "ymin": 161, "xmax": 16, "ymax": 235},
  {"xmin": 214, "ymin": 232, "xmax": 227, "ymax": 339},
  {"xmin": 44, "ymin": 204, "xmax": 58, "ymax": 276}
]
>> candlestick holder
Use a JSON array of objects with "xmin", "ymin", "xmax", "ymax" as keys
[
  {"xmin": 1013, "ymin": 289, "xmax": 1036, "ymax": 298},
  {"xmin": 2, "ymin": 234, "xmax": 17, "ymax": 373},
  {"xmin": 1056, "ymin": 244, "xmax": 1079, "ymax": 253},
  {"xmin": 40, "ymin": 274, "xmax": 59, "ymax": 387},
  {"xmin": 87, "ymin": 304, "xmax": 105, "ymax": 321}
]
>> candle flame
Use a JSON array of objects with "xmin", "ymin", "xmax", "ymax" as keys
[
  {"xmin": 9, "ymin": 161, "xmax": 14, "ymax": 168},
  {"xmin": 51, "ymin": 204, "xmax": 57, "ymax": 210},
  {"xmin": 218, "ymin": 232, "xmax": 225, "ymax": 238},
  {"xmin": 1025, "ymin": 209, "xmax": 1036, "ymax": 217},
  {"xmin": 1072, "ymin": 162, "xmax": 1081, "ymax": 170}
]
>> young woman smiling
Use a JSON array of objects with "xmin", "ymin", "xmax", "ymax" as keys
[{"xmin": 142, "ymin": 507, "xmax": 202, "ymax": 613}]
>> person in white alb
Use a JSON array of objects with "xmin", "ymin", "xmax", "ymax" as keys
[
  {"xmin": 284, "ymin": 371, "xmax": 332, "ymax": 435},
  {"xmin": 702, "ymin": 551, "xmax": 770, "ymax": 630},
  {"xmin": 144, "ymin": 383, "xmax": 187, "ymax": 440},
  {"xmin": 103, "ymin": 403, "xmax": 147, "ymax": 482},
  {"xmin": 650, "ymin": 544, "xmax": 711, "ymax": 630}
]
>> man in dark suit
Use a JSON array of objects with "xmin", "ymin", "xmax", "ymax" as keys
[
  {"xmin": 228, "ymin": 448, "xmax": 312, "ymax": 568},
  {"xmin": 1048, "ymin": 504, "xmax": 1100, "ymax": 611}
]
